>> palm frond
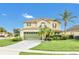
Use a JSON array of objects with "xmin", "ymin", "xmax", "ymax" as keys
[
  {"xmin": 69, "ymin": 20, "xmax": 75, "ymax": 24},
  {"xmin": 69, "ymin": 16, "xmax": 77, "ymax": 20},
  {"xmin": 59, "ymin": 14, "xmax": 63, "ymax": 17}
]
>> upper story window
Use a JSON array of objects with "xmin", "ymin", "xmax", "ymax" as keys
[
  {"xmin": 39, "ymin": 22, "xmax": 47, "ymax": 28},
  {"xmin": 52, "ymin": 23, "xmax": 57, "ymax": 28},
  {"xmin": 27, "ymin": 22, "xmax": 31, "ymax": 26}
]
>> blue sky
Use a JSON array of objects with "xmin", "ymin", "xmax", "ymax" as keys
[{"xmin": 0, "ymin": 3, "xmax": 79, "ymax": 32}]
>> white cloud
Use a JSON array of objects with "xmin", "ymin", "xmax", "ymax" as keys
[
  {"xmin": 1, "ymin": 13, "xmax": 7, "ymax": 16},
  {"xmin": 23, "ymin": 13, "xmax": 34, "ymax": 19}
]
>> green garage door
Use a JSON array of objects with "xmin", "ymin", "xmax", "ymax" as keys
[{"xmin": 24, "ymin": 32, "xmax": 41, "ymax": 40}]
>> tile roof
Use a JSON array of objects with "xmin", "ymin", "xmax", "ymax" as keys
[
  {"xmin": 22, "ymin": 27, "xmax": 39, "ymax": 30},
  {"xmin": 24, "ymin": 18, "xmax": 61, "ymax": 24},
  {"xmin": 66, "ymin": 25, "xmax": 79, "ymax": 32},
  {"xmin": 22, "ymin": 27, "xmax": 62, "ymax": 32}
]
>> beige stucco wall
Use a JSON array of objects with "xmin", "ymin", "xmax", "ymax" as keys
[
  {"xmin": 50, "ymin": 21, "xmax": 60, "ymax": 30},
  {"xmin": 20, "ymin": 30, "xmax": 24, "ymax": 39},
  {"xmin": 24, "ymin": 23, "xmax": 37, "ymax": 28},
  {"xmin": 24, "ymin": 20, "xmax": 60, "ymax": 30},
  {"xmin": 20, "ymin": 29, "xmax": 39, "ymax": 39}
]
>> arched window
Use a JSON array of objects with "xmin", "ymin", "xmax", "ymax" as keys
[{"xmin": 39, "ymin": 22, "xmax": 47, "ymax": 28}]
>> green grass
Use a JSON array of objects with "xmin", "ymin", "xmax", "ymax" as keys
[
  {"xmin": 19, "ymin": 52, "xmax": 53, "ymax": 55},
  {"xmin": 0, "ymin": 39, "xmax": 20, "ymax": 47},
  {"xmin": 19, "ymin": 52, "xmax": 79, "ymax": 55},
  {"xmin": 31, "ymin": 39, "xmax": 79, "ymax": 51}
]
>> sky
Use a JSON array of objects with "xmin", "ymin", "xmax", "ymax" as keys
[{"xmin": 0, "ymin": 3, "xmax": 79, "ymax": 32}]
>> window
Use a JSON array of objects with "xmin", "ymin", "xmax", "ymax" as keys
[
  {"xmin": 39, "ymin": 22, "xmax": 47, "ymax": 28},
  {"xmin": 52, "ymin": 23, "xmax": 57, "ymax": 28},
  {"xmin": 27, "ymin": 22, "xmax": 31, "ymax": 26}
]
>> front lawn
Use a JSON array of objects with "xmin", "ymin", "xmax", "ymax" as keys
[
  {"xmin": 0, "ymin": 39, "xmax": 20, "ymax": 47},
  {"xmin": 31, "ymin": 39, "xmax": 79, "ymax": 51},
  {"xmin": 19, "ymin": 52, "xmax": 53, "ymax": 55}
]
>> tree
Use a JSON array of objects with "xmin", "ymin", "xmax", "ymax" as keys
[
  {"xmin": 39, "ymin": 28, "xmax": 46, "ymax": 41},
  {"xmin": 0, "ymin": 27, "xmax": 6, "ymax": 33},
  {"xmin": 7, "ymin": 32, "xmax": 13, "ymax": 37},
  {"xmin": 59, "ymin": 10, "xmax": 77, "ymax": 35},
  {"xmin": 13, "ymin": 29, "xmax": 20, "ymax": 37}
]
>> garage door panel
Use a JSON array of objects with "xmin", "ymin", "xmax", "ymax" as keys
[{"xmin": 24, "ymin": 32, "xmax": 41, "ymax": 39}]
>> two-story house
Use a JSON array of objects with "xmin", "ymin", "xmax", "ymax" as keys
[{"xmin": 20, "ymin": 18, "xmax": 61, "ymax": 39}]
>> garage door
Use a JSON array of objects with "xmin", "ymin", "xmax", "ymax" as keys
[{"xmin": 24, "ymin": 32, "xmax": 41, "ymax": 40}]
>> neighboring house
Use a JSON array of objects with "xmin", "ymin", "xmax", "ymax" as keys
[
  {"xmin": 0, "ymin": 32, "xmax": 10, "ymax": 37},
  {"xmin": 64, "ymin": 25, "xmax": 79, "ymax": 36},
  {"xmin": 20, "ymin": 18, "xmax": 61, "ymax": 39}
]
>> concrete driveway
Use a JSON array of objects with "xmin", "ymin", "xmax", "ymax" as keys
[{"xmin": 0, "ymin": 40, "xmax": 41, "ymax": 55}]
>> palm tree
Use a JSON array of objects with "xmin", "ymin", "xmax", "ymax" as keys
[
  {"xmin": 59, "ymin": 10, "xmax": 77, "ymax": 35},
  {"xmin": 39, "ymin": 28, "xmax": 55, "ymax": 41},
  {"xmin": 39, "ymin": 28, "xmax": 46, "ymax": 41}
]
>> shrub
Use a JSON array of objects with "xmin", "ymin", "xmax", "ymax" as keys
[
  {"xmin": 61, "ymin": 35, "xmax": 68, "ymax": 40},
  {"xmin": 46, "ymin": 37, "xmax": 52, "ymax": 41},
  {"xmin": 45, "ymin": 35, "xmax": 69, "ymax": 40},
  {"xmin": 52, "ymin": 35, "xmax": 62, "ymax": 40},
  {"xmin": 74, "ymin": 36, "xmax": 79, "ymax": 40},
  {"xmin": 11, "ymin": 37, "xmax": 22, "ymax": 41},
  {"xmin": 45, "ymin": 35, "xmax": 62, "ymax": 40},
  {"xmin": 68, "ymin": 35, "xmax": 74, "ymax": 39}
]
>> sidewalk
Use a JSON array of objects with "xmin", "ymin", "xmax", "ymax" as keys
[
  {"xmin": 19, "ymin": 50, "xmax": 79, "ymax": 55},
  {"xmin": 0, "ymin": 47, "xmax": 79, "ymax": 55}
]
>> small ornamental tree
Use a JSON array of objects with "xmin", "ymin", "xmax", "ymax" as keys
[{"xmin": 13, "ymin": 29, "xmax": 20, "ymax": 37}]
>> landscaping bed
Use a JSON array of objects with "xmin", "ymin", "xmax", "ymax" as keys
[{"xmin": 31, "ymin": 39, "xmax": 79, "ymax": 51}]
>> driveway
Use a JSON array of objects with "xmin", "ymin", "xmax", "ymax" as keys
[
  {"xmin": 0, "ymin": 40, "xmax": 41, "ymax": 55},
  {"xmin": 5, "ymin": 40, "xmax": 41, "ymax": 50}
]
